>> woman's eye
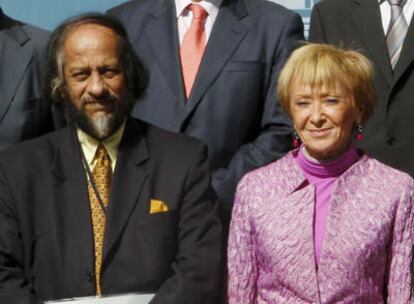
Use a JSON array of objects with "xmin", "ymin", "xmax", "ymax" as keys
[
  {"xmin": 295, "ymin": 100, "xmax": 310, "ymax": 107},
  {"xmin": 325, "ymin": 97, "xmax": 339, "ymax": 104}
]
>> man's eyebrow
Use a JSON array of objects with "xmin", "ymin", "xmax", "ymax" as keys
[{"xmin": 68, "ymin": 66, "xmax": 89, "ymax": 72}]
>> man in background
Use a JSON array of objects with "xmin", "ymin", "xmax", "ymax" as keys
[
  {"xmin": 309, "ymin": 0, "xmax": 414, "ymax": 176},
  {"xmin": 107, "ymin": 0, "xmax": 304, "ymax": 212},
  {"xmin": 0, "ymin": 7, "xmax": 57, "ymax": 150},
  {"xmin": 0, "ymin": 13, "xmax": 221, "ymax": 304}
]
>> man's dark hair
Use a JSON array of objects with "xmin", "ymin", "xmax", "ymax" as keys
[{"xmin": 44, "ymin": 13, "xmax": 148, "ymax": 106}]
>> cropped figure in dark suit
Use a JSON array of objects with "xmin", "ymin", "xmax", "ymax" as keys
[
  {"xmin": 309, "ymin": 0, "xmax": 414, "ymax": 177},
  {"xmin": 107, "ymin": 0, "xmax": 304, "ymax": 210},
  {"xmin": 0, "ymin": 8, "xmax": 55, "ymax": 150},
  {"xmin": 0, "ymin": 13, "xmax": 221, "ymax": 304}
]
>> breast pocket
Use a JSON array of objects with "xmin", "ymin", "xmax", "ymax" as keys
[
  {"xmin": 224, "ymin": 60, "xmax": 263, "ymax": 72},
  {"xmin": 218, "ymin": 61, "xmax": 264, "ymax": 126},
  {"xmin": 138, "ymin": 209, "xmax": 179, "ymax": 233}
]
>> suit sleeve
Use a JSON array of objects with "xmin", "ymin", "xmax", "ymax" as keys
[
  {"xmin": 308, "ymin": 4, "xmax": 327, "ymax": 43},
  {"xmin": 22, "ymin": 26, "xmax": 60, "ymax": 138},
  {"xmin": 386, "ymin": 178, "xmax": 414, "ymax": 303},
  {"xmin": 151, "ymin": 144, "xmax": 222, "ymax": 304},
  {"xmin": 227, "ymin": 176, "xmax": 258, "ymax": 303},
  {"xmin": 32, "ymin": 29, "xmax": 66, "ymax": 132},
  {"xmin": 0, "ymin": 163, "xmax": 37, "ymax": 304},
  {"xmin": 211, "ymin": 12, "xmax": 304, "ymax": 209}
]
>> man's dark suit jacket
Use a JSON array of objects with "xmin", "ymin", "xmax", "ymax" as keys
[
  {"xmin": 0, "ymin": 118, "xmax": 222, "ymax": 304},
  {"xmin": 0, "ymin": 9, "xmax": 55, "ymax": 150},
  {"xmin": 309, "ymin": 0, "xmax": 414, "ymax": 177},
  {"xmin": 107, "ymin": 0, "xmax": 304, "ymax": 209}
]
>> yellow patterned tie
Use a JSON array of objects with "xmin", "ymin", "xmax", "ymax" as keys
[{"xmin": 88, "ymin": 144, "xmax": 112, "ymax": 295}]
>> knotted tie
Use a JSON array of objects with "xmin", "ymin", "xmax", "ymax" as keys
[
  {"xmin": 386, "ymin": 0, "xmax": 408, "ymax": 69},
  {"xmin": 180, "ymin": 4, "xmax": 208, "ymax": 98},
  {"xmin": 88, "ymin": 144, "xmax": 112, "ymax": 295}
]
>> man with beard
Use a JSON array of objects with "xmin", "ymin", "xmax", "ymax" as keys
[{"xmin": 0, "ymin": 13, "xmax": 221, "ymax": 304}]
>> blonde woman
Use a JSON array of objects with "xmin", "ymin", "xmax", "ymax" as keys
[{"xmin": 228, "ymin": 44, "xmax": 414, "ymax": 303}]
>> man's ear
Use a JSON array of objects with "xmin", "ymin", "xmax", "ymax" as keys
[
  {"xmin": 56, "ymin": 86, "xmax": 69, "ymax": 106},
  {"xmin": 58, "ymin": 85, "xmax": 67, "ymax": 99}
]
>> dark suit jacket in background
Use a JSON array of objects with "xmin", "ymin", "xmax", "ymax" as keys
[
  {"xmin": 107, "ymin": 0, "xmax": 304, "ymax": 209},
  {"xmin": 309, "ymin": 0, "xmax": 414, "ymax": 177},
  {"xmin": 0, "ymin": 9, "xmax": 56, "ymax": 150},
  {"xmin": 0, "ymin": 118, "xmax": 222, "ymax": 304}
]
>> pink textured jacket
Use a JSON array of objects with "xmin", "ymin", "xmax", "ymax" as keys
[{"xmin": 228, "ymin": 151, "xmax": 414, "ymax": 303}]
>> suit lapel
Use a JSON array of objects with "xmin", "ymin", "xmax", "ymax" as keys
[
  {"xmin": 103, "ymin": 119, "xmax": 149, "ymax": 261},
  {"xmin": 186, "ymin": 0, "xmax": 249, "ymax": 115},
  {"xmin": 144, "ymin": 0, "xmax": 186, "ymax": 105},
  {"xmin": 51, "ymin": 127, "xmax": 95, "ymax": 291},
  {"xmin": 0, "ymin": 12, "xmax": 33, "ymax": 122},
  {"xmin": 392, "ymin": 16, "xmax": 414, "ymax": 86},
  {"xmin": 352, "ymin": 0, "xmax": 393, "ymax": 86}
]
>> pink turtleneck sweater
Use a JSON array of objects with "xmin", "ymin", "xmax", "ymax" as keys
[{"xmin": 295, "ymin": 146, "xmax": 360, "ymax": 264}]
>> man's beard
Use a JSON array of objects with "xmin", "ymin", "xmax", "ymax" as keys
[{"xmin": 63, "ymin": 93, "xmax": 134, "ymax": 140}]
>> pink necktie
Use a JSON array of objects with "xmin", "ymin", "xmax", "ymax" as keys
[{"xmin": 180, "ymin": 4, "xmax": 208, "ymax": 98}]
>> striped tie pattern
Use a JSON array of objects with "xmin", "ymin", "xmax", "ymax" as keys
[
  {"xmin": 386, "ymin": 0, "xmax": 408, "ymax": 69},
  {"xmin": 88, "ymin": 145, "xmax": 112, "ymax": 295}
]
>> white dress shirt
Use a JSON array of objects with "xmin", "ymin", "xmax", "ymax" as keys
[
  {"xmin": 175, "ymin": 0, "xmax": 223, "ymax": 45},
  {"xmin": 379, "ymin": 0, "xmax": 414, "ymax": 34}
]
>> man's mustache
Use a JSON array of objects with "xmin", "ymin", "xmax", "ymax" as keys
[{"xmin": 81, "ymin": 94, "xmax": 119, "ymax": 106}]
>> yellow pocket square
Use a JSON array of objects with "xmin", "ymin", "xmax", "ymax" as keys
[{"xmin": 150, "ymin": 199, "xmax": 169, "ymax": 214}]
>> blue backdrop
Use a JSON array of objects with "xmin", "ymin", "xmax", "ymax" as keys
[
  {"xmin": 0, "ymin": 0, "xmax": 318, "ymax": 31},
  {"xmin": 0, "ymin": 0, "xmax": 127, "ymax": 30}
]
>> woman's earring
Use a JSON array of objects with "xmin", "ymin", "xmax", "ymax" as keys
[
  {"xmin": 293, "ymin": 132, "xmax": 300, "ymax": 148},
  {"xmin": 356, "ymin": 124, "xmax": 364, "ymax": 141}
]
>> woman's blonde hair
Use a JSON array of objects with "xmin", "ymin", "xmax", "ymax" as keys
[{"xmin": 277, "ymin": 43, "xmax": 376, "ymax": 124}]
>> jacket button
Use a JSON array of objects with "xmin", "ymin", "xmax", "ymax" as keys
[
  {"xmin": 86, "ymin": 271, "xmax": 94, "ymax": 283},
  {"xmin": 386, "ymin": 136, "xmax": 396, "ymax": 146}
]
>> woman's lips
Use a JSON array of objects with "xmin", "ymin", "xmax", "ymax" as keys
[{"xmin": 307, "ymin": 128, "xmax": 333, "ymax": 138}]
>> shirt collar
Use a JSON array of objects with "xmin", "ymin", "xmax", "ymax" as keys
[
  {"xmin": 76, "ymin": 120, "xmax": 126, "ymax": 167},
  {"xmin": 175, "ymin": 0, "xmax": 223, "ymax": 18},
  {"xmin": 379, "ymin": 0, "xmax": 410, "ymax": 5}
]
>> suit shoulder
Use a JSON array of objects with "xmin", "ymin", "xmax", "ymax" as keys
[
  {"xmin": 21, "ymin": 23, "xmax": 50, "ymax": 41},
  {"xmin": 337, "ymin": 155, "xmax": 414, "ymax": 205},
  {"xmin": 107, "ymin": 0, "xmax": 154, "ymax": 17},
  {"xmin": 1, "ymin": 14, "xmax": 49, "ymax": 50},
  {"xmin": 144, "ymin": 123, "xmax": 206, "ymax": 154},
  {"xmin": 237, "ymin": 152, "xmax": 296, "ymax": 196},
  {"xmin": 361, "ymin": 156, "xmax": 414, "ymax": 190},
  {"xmin": 243, "ymin": 0, "xmax": 303, "ymax": 36},
  {"xmin": 244, "ymin": 0, "xmax": 300, "ymax": 18},
  {"xmin": 312, "ymin": 0, "xmax": 351, "ymax": 13},
  {"xmin": 107, "ymin": 0, "xmax": 155, "ymax": 34},
  {"xmin": 0, "ymin": 128, "xmax": 64, "ymax": 164},
  {"xmin": 22, "ymin": 24, "xmax": 50, "ymax": 58},
  {"xmin": 23, "ymin": 23, "xmax": 50, "ymax": 47}
]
